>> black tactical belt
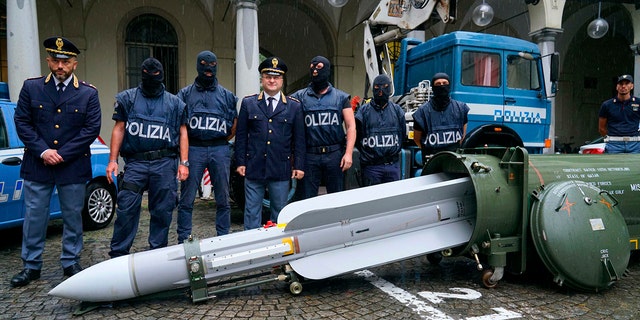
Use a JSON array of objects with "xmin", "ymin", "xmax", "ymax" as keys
[
  {"xmin": 306, "ymin": 144, "xmax": 342, "ymax": 154},
  {"xmin": 123, "ymin": 148, "xmax": 177, "ymax": 161},
  {"xmin": 363, "ymin": 155, "xmax": 399, "ymax": 166},
  {"xmin": 190, "ymin": 138, "xmax": 228, "ymax": 147}
]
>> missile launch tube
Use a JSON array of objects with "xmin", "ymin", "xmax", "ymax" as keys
[{"xmin": 423, "ymin": 148, "xmax": 636, "ymax": 291}]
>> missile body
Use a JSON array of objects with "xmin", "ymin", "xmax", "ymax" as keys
[
  {"xmin": 49, "ymin": 173, "xmax": 477, "ymax": 302},
  {"xmin": 50, "ymin": 148, "xmax": 640, "ymax": 302}
]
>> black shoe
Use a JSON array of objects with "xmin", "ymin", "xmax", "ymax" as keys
[
  {"xmin": 63, "ymin": 263, "xmax": 83, "ymax": 277},
  {"xmin": 10, "ymin": 268, "xmax": 41, "ymax": 287}
]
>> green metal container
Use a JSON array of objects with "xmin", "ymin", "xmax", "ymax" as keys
[{"xmin": 423, "ymin": 147, "xmax": 635, "ymax": 291}]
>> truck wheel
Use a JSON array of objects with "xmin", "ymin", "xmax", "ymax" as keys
[{"xmin": 82, "ymin": 180, "xmax": 116, "ymax": 230}]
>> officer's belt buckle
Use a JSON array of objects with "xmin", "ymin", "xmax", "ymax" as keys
[{"xmin": 145, "ymin": 150, "xmax": 161, "ymax": 160}]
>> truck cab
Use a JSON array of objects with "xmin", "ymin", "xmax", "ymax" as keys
[{"xmin": 395, "ymin": 31, "xmax": 551, "ymax": 154}]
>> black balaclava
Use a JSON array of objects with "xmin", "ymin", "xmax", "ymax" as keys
[
  {"xmin": 431, "ymin": 72, "xmax": 451, "ymax": 111},
  {"xmin": 196, "ymin": 50, "xmax": 218, "ymax": 89},
  {"xmin": 310, "ymin": 56, "xmax": 331, "ymax": 93},
  {"xmin": 372, "ymin": 74, "xmax": 392, "ymax": 108},
  {"xmin": 140, "ymin": 57, "xmax": 164, "ymax": 97}
]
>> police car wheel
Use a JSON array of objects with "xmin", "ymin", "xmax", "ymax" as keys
[{"xmin": 82, "ymin": 180, "xmax": 116, "ymax": 230}]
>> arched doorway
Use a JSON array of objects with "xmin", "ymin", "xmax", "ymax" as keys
[{"xmin": 124, "ymin": 14, "xmax": 179, "ymax": 93}]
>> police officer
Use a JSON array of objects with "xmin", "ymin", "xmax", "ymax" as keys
[
  {"xmin": 292, "ymin": 56, "xmax": 355, "ymax": 199},
  {"xmin": 355, "ymin": 74, "xmax": 406, "ymax": 186},
  {"xmin": 235, "ymin": 57, "xmax": 305, "ymax": 229},
  {"xmin": 11, "ymin": 36, "xmax": 102, "ymax": 287},
  {"xmin": 598, "ymin": 74, "xmax": 640, "ymax": 153},
  {"xmin": 105, "ymin": 57, "xmax": 189, "ymax": 258},
  {"xmin": 412, "ymin": 72, "xmax": 470, "ymax": 157},
  {"xmin": 176, "ymin": 51, "xmax": 238, "ymax": 241}
]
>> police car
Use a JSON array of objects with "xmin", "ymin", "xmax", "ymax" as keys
[{"xmin": 0, "ymin": 84, "xmax": 116, "ymax": 230}]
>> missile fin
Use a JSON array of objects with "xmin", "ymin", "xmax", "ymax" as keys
[{"xmin": 289, "ymin": 218, "xmax": 474, "ymax": 280}]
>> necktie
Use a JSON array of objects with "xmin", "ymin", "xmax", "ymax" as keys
[
  {"xmin": 268, "ymin": 97, "xmax": 274, "ymax": 113},
  {"xmin": 57, "ymin": 83, "xmax": 65, "ymax": 95}
]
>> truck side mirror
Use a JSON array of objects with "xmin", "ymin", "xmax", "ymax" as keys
[{"xmin": 550, "ymin": 52, "xmax": 559, "ymax": 83}]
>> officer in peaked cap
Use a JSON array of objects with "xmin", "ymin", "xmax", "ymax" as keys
[
  {"xmin": 10, "ymin": 35, "xmax": 101, "ymax": 288},
  {"xmin": 235, "ymin": 56, "xmax": 305, "ymax": 230},
  {"xmin": 259, "ymin": 57, "xmax": 288, "ymax": 75},
  {"xmin": 43, "ymin": 36, "xmax": 81, "ymax": 59}
]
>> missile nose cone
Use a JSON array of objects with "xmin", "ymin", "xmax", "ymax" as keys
[{"xmin": 49, "ymin": 255, "xmax": 134, "ymax": 302}]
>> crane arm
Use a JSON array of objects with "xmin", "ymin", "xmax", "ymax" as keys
[{"xmin": 363, "ymin": 0, "xmax": 456, "ymax": 92}]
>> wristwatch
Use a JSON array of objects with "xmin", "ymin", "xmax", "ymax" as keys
[{"xmin": 180, "ymin": 160, "xmax": 190, "ymax": 167}]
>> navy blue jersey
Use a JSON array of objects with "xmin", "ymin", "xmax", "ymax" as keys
[
  {"xmin": 113, "ymin": 88, "xmax": 187, "ymax": 154},
  {"xmin": 413, "ymin": 99, "xmax": 469, "ymax": 151},
  {"xmin": 177, "ymin": 83, "xmax": 238, "ymax": 141},
  {"xmin": 598, "ymin": 96, "xmax": 640, "ymax": 136},
  {"xmin": 355, "ymin": 101, "xmax": 405, "ymax": 165},
  {"xmin": 292, "ymin": 84, "xmax": 350, "ymax": 147}
]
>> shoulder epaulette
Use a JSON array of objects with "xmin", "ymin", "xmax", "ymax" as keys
[
  {"xmin": 244, "ymin": 93, "xmax": 258, "ymax": 98},
  {"xmin": 27, "ymin": 75, "xmax": 45, "ymax": 81},
  {"xmin": 288, "ymin": 96, "xmax": 300, "ymax": 103},
  {"xmin": 80, "ymin": 81, "xmax": 97, "ymax": 90}
]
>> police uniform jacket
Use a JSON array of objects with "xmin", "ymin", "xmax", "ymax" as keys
[
  {"xmin": 113, "ymin": 87, "xmax": 187, "ymax": 156},
  {"xmin": 412, "ymin": 99, "xmax": 469, "ymax": 152},
  {"xmin": 355, "ymin": 100, "xmax": 406, "ymax": 165},
  {"xmin": 291, "ymin": 84, "xmax": 350, "ymax": 148},
  {"xmin": 14, "ymin": 74, "xmax": 101, "ymax": 185},
  {"xmin": 235, "ymin": 91, "xmax": 305, "ymax": 181},
  {"xmin": 177, "ymin": 81, "xmax": 238, "ymax": 144}
]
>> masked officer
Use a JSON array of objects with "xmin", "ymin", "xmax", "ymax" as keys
[
  {"xmin": 292, "ymin": 56, "xmax": 355, "ymax": 199},
  {"xmin": 355, "ymin": 74, "xmax": 406, "ymax": 186},
  {"xmin": 412, "ymin": 72, "xmax": 470, "ymax": 157},
  {"xmin": 105, "ymin": 57, "xmax": 189, "ymax": 258},
  {"xmin": 11, "ymin": 36, "xmax": 102, "ymax": 287},
  {"xmin": 176, "ymin": 51, "xmax": 238, "ymax": 241},
  {"xmin": 235, "ymin": 57, "xmax": 305, "ymax": 229}
]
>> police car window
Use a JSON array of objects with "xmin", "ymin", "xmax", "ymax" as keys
[
  {"xmin": 461, "ymin": 51, "xmax": 501, "ymax": 88},
  {"xmin": 507, "ymin": 55, "xmax": 541, "ymax": 90},
  {"xmin": 0, "ymin": 114, "xmax": 8, "ymax": 149}
]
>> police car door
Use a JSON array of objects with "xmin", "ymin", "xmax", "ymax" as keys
[{"xmin": 0, "ymin": 106, "xmax": 25, "ymax": 228}]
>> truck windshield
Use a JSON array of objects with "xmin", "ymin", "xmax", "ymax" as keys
[
  {"xmin": 461, "ymin": 51, "xmax": 501, "ymax": 87},
  {"xmin": 506, "ymin": 55, "xmax": 541, "ymax": 90}
]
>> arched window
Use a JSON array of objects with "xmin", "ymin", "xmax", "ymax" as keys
[{"xmin": 125, "ymin": 14, "xmax": 178, "ymax": 93}]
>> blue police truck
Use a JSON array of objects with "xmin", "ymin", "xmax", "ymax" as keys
[{"xmin": 388, "ymin": 31, "xmax": 557, "ymax": 179}]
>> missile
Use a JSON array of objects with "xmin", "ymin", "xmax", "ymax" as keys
[{"xmin": 49, "ymin": 172, "xmax": 477, "ymax": 302}]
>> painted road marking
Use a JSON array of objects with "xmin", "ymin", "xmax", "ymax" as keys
[{"xmin": 355, "ymin": 269, "xmax": 523, "ymax": 320}]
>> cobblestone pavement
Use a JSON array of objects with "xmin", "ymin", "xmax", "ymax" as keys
[{"xmin": 1, "ymin": 196, "xmax": 639, "ymax": 320}]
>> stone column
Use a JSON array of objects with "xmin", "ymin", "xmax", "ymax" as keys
[
  {"xmin": 7, "ymin": 0, "xmax": 41, "ymax": 102},
  {"xmin": 235, "ymin": 0, "xmax": 260, "ymax": 111},
  {"xmin": 630, "ymin": 43, "xmax": 640, "ymax": 97},
  {"xmin": 530, "ymin": 28, "xmax": 562, "ymax": 154}
]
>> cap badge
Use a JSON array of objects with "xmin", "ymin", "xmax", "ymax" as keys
[
  {"xmin": 56, "ymin": 38, "xmax": 64, "ymax": 51},
  {"xmin": 271, "ymin": 58, "xmax": 279, "ymax": 69}
]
